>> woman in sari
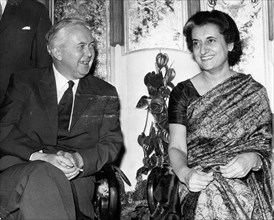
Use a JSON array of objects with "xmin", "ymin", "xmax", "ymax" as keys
[{"xmin": 168, "ymin": 10, "xmax": 273, "ymax": 219}]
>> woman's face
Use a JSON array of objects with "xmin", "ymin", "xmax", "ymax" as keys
[{"xmin": 191, "ymin": 23, "xmax": 233, "ymax": 73}]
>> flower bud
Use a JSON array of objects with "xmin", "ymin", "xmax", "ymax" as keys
[{"xmin": 156, "ymin": 52, "xmax": 169, "ymax": 69}]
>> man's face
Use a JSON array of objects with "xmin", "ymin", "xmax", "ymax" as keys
[{"xmin": 57, "ymin": 25, "xmax": 95, "ymax": 80}]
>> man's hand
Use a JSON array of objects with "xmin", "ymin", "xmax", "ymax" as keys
[
  {"xmin": 30, "ymin": 151, "xmax": 83, "ymax": 180},
  {"xmin": 57, "ymin": 151, "xmax": 84, "ymax": 169}
]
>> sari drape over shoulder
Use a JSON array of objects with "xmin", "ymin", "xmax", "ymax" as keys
[{"xmin": 179, "ymin": 73, "xmax": 273, "ymax": 219}]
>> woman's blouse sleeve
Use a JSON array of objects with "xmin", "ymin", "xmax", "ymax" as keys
[
  {"xmin": 168, "ymin": 80, "xmax": 200, "ymax": 126},
  {"xmin": 168, "ymin": 82, "xmax": 188, "ymax": 126}
]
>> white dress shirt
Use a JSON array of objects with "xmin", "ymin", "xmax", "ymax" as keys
[
  {"xmin": 53, "ymin": 64, "xmax": 79, "ymax": 130},
  {"xmin": 0, "ymin": 0, "xmax": 7, "ymax": 13}
]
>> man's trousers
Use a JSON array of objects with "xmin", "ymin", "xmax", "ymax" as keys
[{"xmin": 0, "ymin": 161, "xmax": 95, "ymax": 220}]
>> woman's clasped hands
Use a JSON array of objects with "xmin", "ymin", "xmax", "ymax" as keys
[
  {"xmin": 219, "ymin": 152, "xmax": 262, "ymax": 179},
  {"xmin": 183, "ymin": 152, "xmax": 262, "ymax": 192}
]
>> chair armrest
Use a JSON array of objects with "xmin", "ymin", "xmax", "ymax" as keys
[
  {"xmin": 147, "ymin": 166, "xmax": 181, "ymax": 216},
  {"xmin": 95, "ymin": 165, "xmax": 120, "ymax": 220},
  {"xmin": 147, "ymin": 166, "xmax": 166, "ymax": 214}
]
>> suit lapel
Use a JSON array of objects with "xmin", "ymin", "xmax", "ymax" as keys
[
  {"xmin": 0, "ymin": 1, "xmax": 20, "ymax": 34},
  {"xmin": 39, "ymin": 66, "xmax": 58, "ymax": 134},
  {"xmin": 71, "ymin": 79, "xmax": 90, "ymax": 129},
  {"xmin": 38, "ymin": 70, "xmax": 98, "ymax": 132},
  {"xmin": 70, "ymin": 75, "xmax": 97, "ymax": 129}
]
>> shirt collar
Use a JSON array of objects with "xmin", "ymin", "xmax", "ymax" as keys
[
  {"xmin": 0, "ymin": 0, "xmax": 7, "ymax": 12},
  {"xmin": 53, "ymin": 64, "xmax": 79, "ymax": 91}
]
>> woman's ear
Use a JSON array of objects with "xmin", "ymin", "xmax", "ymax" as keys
[{"xmin": 228, "ymin": 43, "xmax": 234, "ymax": 52}]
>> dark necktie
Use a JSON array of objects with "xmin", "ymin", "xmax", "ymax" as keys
[{"xmin": 58, "ymin": 80, "xmax": 74, "ymax": 132}]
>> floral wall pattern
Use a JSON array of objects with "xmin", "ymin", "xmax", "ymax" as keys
[
  {"xmin": 125, "ymin": 0, "xmax": 186, "ymax": 52},
  {"xmin": 54, "ymin": 0, "xmax": 110, "ymax": 80},
  {"xmin": 205, "ymin": 0, "xmax": 264, "ymax": 74}
]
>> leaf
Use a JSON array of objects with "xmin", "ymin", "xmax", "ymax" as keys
[
  {"xmin": 167, "ymin": 81, "xmax": 175, "ymax": 89},
  {"xmin": 162, "ymin": 142, "xmax": 169, "ymax": 156},
  {"xmin": 148, "ymin": 126, "xmax": 157, "ymax": 140},
  {"xmin": 152, "ymin": 138, "xmax": 162, "ymax": 156},
  {"xmin": 148, "ymin": 154, "xmax": 158, "ymax": 168},
  {"xmin": 136, "ymin": 95, "xmax": 149, "ymax": 108},
  {"xmin": 142, "ymin": 157, "xmax": 149, "ymax": 167},
  {"xmin": 147, "ymin": 85, "xmax": 158, "ymax": 97},
  {"xmin": 159, "ymin": 129, "xmax": 170, "ymax": 143},
  {"xmin": 150, "ymin": 73, "xmax": 164, "ymax": 89},
  {"xmin": 146, "ymin": 142, "xmax": 154, "ymax": 156},
  {"xmin": 144, "ymin": 71, "xmax": 164, "ymax": 89},
  {"xmin": 154, "ymin": 138, "xmax": 166, "ymax": 156},
  {"xmin": 165, "ymin": 67, "xmax": 176, "ymax": 83},
  {"xmin": 157, "ymin": 113, "xmax": 169, "ymax": 130},
  {"xmin": 150, "ymin": 97, "xmax": 164, "ymax": 114},
  {"xmin": 112, "ymin": 165, "xmax": 132, "ymax": 186},
  {"xmin": 160, "ymin": 87, "xmax": 171, "ymax": 98},
  {"xmin": 144, "ymin": 71, "xmax": 155, "ymax": 86},
  {"xmin": 137, "ymin": 132, "xmax": 146, "ymax": 146},
  {"xmin": 136, "ymin": 166, "xmax": 149, "ymax": 179}
]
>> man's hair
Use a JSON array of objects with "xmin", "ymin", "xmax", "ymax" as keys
[
  {"xmin": 183, "ymin": 10, "xmax": 242, "ymax": 67},
  {"xmin": 45, "ymin": 17, "xmax": 91, "ymax": 52}
]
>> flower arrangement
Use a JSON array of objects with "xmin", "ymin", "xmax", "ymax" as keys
[
  {"xmin": 120, "ymin": 52, "xmax": 176, "ymax": 220},
  {"xmin": 136, "ymin": 52, "xmax": 176, "ymax": 179}
]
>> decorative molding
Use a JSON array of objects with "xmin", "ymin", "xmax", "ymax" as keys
[
  {"xmin": 268, "ymin": 0, "xmax": 273, "ymax": 40},
  {"xmin": 110, "ymin": 0, "xmax": 124, "ymax": 46},
  {"xmin": 207, "ymin": 0, "xmax": 217, "ymax": 9},
  {"xmin": 48, "ymin": 0, "xmax": 54, "ymax": 24},
  {"xmin": 187, "ymin": 0, "xmax": 201, "ymax": 18}
]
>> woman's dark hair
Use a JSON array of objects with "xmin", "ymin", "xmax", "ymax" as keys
[{"xmin": 183, "ymin": 10, "xmax": 242, "ymax": 66}]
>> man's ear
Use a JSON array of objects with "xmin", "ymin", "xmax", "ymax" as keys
[
  {"xmin": 49, "ymin": 46, "xmax": 62, "ymax": 61},
  {"xmin": 228, "ymin": 43, "xmax": 234, "ymax": 52}
]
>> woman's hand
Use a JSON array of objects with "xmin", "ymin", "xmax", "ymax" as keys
[
  {"xmin": 180, "ymin": 168, "xmax": 214, "ymax": 192},
  {"xmin": 220, "ymin": 152, "xmax": 262, "ymax": 179}
]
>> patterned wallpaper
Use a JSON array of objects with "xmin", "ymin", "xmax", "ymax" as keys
[
  {"xmin": 54, "ymin": 0, "xmax": 110, "ymax": 80},
  {"xmin": 204, "ymin": 0, "xmax": 264, "ymax": 73},
  {"xmin": 125, "ymin": 0, "xmax": 185, "ymax": 52}
]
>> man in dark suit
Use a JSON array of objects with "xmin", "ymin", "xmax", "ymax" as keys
[
  {"xmin": 0, "ymin": 18, "xmax": 123, "ymax": 219},
  {"xmin": 0, "ymin": 0, "xmax": 52, "ymax": 105}
]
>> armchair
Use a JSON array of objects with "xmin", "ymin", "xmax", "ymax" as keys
[
  {"xmin": 94, "ymin": 164, "xmax": 131, "ymax": 220},
  {"xmin": 147, "ymin": 165, "xmax": 181, "ymax": 219}
]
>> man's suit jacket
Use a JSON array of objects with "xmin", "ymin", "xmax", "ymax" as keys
[
  {"xmin": 0, "ymin": 0, "xmax": 52, "ymax": 104},
  {"xmin": 0, "ymin": 66, "xmax": 123, "ymax": 177}
]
